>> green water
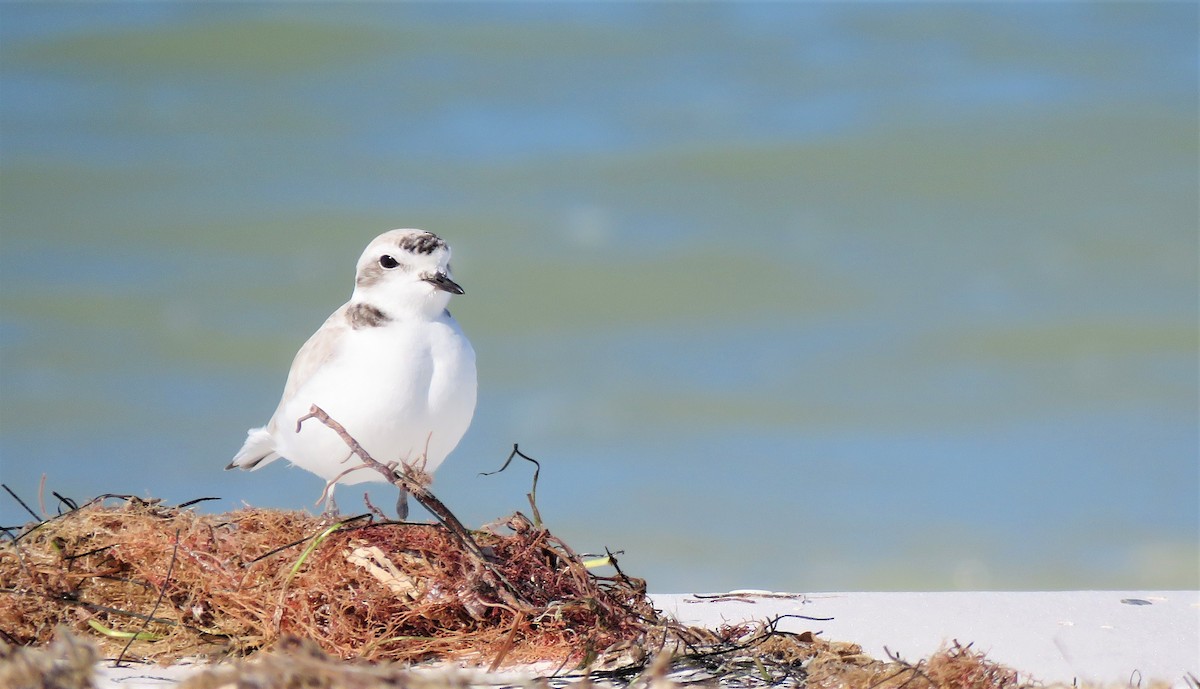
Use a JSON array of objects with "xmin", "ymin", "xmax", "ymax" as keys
[{"xmin": 1, "ymin": 3, "xmax": 1196, "ymax": 591}]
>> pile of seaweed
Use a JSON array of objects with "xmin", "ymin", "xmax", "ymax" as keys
[
  {"xmin": 0, "ymin": 491, "xmax": 658, "ymax": 668},
  {"xmin": 0, "ymin": 413, "xmax": 1112, "ymax": 689},
  {"xmin": 0, "ymin": 487, "xmax": 1091, "ymax": 689}
]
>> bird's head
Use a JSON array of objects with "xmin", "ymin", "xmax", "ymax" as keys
[{"xmin": 352, "ymin": 229, "xmax": 463, "ymax": 316}]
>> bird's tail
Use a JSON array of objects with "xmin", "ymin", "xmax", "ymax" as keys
[{"xmin": 226, "ymin": 427, "xmax": 280, "ymax": 471}]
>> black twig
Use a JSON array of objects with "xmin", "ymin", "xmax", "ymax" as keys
[
  {"xmin": 114, "ymin": 527, "xmax": 181, "ymax": 667},
  {"xmin": 51, "ymin": 491, "xmax": 78, "ymax": 512},
  {"xmin": 63, "ymin": 543, "xmax": 116, "ymax": 561},
  {"xmin": 177, "ymin": 497, "xmax": 220, "ymax": 509},
  {"xmin": 243, "ymin": 513, "xmax": 371, "ymax": 566},
  {"xmin": 606, "ymin": 547, "xmax": 636, "ymax": 589},
  {"xmin": 481, "ymin": 444, "xmax": 543, "ymax": 527},
  {"xmin": 2, "ymin": 484, "xmax": 40, "ymax": 521},
  {"xmin": 12, "ymin": 493, "xmax": 143, "ymax": 544}
]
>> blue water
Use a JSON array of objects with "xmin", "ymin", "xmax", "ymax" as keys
[{"xmin": 1, "ymin": 2, "xmax": 1196, "ymax": 592}]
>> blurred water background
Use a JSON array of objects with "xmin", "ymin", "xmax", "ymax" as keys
[{"xmin": 1, "ymin": 3, "xmax": 1196, "ymax": 593}]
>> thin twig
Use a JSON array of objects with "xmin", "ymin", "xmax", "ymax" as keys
[
  {"xmin": 243, "ymin": 513, "xmax": 371, "ymax": 566},
  {"xmin": 481, "ymin": 444, "xmax": 543, "ymax": 527},
  {"xmin": 52, "ymin": 491, "xmax": 78, "ymax": 512},
  {"xmin": 2, "ymin": 484, "xmax": 40, "ymax": 521},
  {"xmin": 296, "ymin": 404, "xmax": 536, "ymax": 613},
  {"xmin": 362, "ymin": 492, "xmax": 389, "ymax": 521},
  {"xmin": 114, "ymin": 527, "xmax": 182, "ymax": 667},
  {"xmin": 13, "ymin": 493, "xmax": 139, "ymax": 544},
  {"xmin": 63, "ymin": 543, "xmax": 116, "ymax": 561},
  {"xmin": 177, "ymin": 497, "xmax": 220, "ymax": 509}
]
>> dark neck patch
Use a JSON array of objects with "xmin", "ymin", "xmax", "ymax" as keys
[
  {"xmin": 348, "ymin": 303, "xmax": 391, "ymax": 329},
  {"xmin": 398, "ymin": 232, "xmax": 446, "ymax": 255}
]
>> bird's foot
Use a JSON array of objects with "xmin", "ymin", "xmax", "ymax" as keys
[{"xmin": 318, "ymin": 494, "xmax": 341, "ymax": 523}]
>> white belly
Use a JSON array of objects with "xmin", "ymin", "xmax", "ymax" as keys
[{"xmin": 273, "ymin": 318, "xmax": 476, "ymax": 486}]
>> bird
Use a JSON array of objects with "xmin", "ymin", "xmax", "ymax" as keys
[{"xmin": 227, "ymin": 229, "xmax": 477, "ymax": 519}]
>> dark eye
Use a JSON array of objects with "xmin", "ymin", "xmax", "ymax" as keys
[{"xmin": 379, "ymin": 255, "xmax": 399, "ymax": 269}]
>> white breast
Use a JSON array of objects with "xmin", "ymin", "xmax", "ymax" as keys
[{"xmin": 273, "ymin": 314, "xmax": 477, "ymax": 485}]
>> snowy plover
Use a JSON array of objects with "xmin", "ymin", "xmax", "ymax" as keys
[{"xmin": 227, "ymin": 229, "xmax": 477, "ymax": 518}]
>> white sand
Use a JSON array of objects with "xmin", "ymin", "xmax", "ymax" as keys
[
  {"xmin": 92, "ymin": 590, "xmax": 1199, "ymax": 688},
  {"xmin": 657, "ymin": 590, "xmax": 1199, "ymax": 688}
]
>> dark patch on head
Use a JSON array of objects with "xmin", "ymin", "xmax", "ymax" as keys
[
  {"xmin": 347, "ymin": 303, "xmax": 391, "ymax": 329},
  {"xmin": 397, "ymin": 232, "xmax": 447, "ymax": 256}
]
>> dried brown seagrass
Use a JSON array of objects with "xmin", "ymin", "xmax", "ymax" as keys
[{"xmin": 1, "ymin": 492, "xmax": 662, "ymax": 665}]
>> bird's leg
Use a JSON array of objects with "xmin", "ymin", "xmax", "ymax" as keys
[
  {"xmin": 395, "ymin": 486, "xmax": 410, "ymax": 521},
  {"xmin": 318, "ymin": 481, "xmax": 340, "ymax": 519},
  {"xmin": 384, "ymin": 459, "xmax": 414, "ymax": 521}
]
